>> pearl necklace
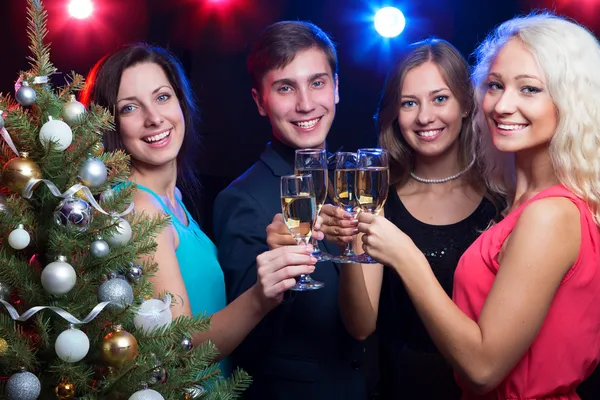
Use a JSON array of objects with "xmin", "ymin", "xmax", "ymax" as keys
[{"xmin": 410, "ymin": 159, "xmax": 476, "ymax": 184}]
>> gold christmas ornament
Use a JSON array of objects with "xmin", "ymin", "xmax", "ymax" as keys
[
  {"xmin": 0, "ymin": 337, "xmax": 8, "ymax": 355},
  {"xmin": 55, "ymin": 380, "xmax": 76, "ymax": 399},
  {"xmin": 2, "ymin": 152, "xmax": 42, "ymax": 195},
  {"xmin": 100, "ymin": 325, "xmax": 138, "ymax": 367}
]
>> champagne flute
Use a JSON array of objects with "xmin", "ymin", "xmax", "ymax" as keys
[
  {"xmin": 355, "ymin": 148, "xmax": 389, "ymax": 264},
  {"xmin": 333, "ymin": 152, "xmax": 362, "ymax": 263},
  {"xmin": 280, "ymin": 174, "xmax": 324, "ymax": 291},
  {"xmin": 295, "ymin": 148, "xmax": 333, "ymax": 261}
]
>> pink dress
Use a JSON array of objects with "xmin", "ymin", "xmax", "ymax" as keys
[{"xmin": 453, "ymin": 185, "xmax": 600, "ymax": 399}]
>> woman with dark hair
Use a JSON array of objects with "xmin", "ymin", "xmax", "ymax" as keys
[
  {"xmin": 82, "ymin": 43, "xmax": 318, "ymax": 369},
  {"xmin": 313, "ymin": 38, "xmax": 512, "ymax": 397}
]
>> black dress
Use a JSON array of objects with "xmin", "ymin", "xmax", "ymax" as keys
[{"xmin": 378, "ymin": 187, "xmax": 499, "ymax": 399}]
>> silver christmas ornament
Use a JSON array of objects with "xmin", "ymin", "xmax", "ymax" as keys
[
  {"xmin": 105, "ymin": 218, "xmax": 132, "ymax": 247},
  {"xmin": 61, "ymin": 94, "xmax": 86, "ymax": 125},
  {"xmin": 149, "ymin": 365, "xmax": 168, "ymax": 385},
  {"xmin": 41, "ymin": 255, "xmax": 77, "ymax": 295},
  {"xmin": 184, "ymin": 385, "xmax": 206, "ymax": 398},
  {"xmin": 78, "ymin": 158, "xmax": 107, "ymax": 188},
  {"xmin": 5, "ymin": 370, "xmax": 41, "ymax": 400},
  {"xmin": 126, "ymin": 262, "xmax": 143, "ymax": 284},
  {"xmin": 15, "ymin": 82, "xmax": 36, "ymax": 106},
  {"xmin": 54, "ymin": 197, "xmax": 93, "ymax": 232},
  {"xmin": 181, "ymin": 336, "xmax": 193, "ymax": 351},
  {"xmin": 0, "ymin": 281, "xmax": 11, "ymax": 301},
  {"xmin": 90, "ymin": 237, "xmax": 110, "ymax": 258},
  {"xmin": 98, "ymin": 277, "xmax": 134, "ymax": 310},
  {"xmin": 100, "ymin": 188, "xmax": 116, "ymax": 203}
]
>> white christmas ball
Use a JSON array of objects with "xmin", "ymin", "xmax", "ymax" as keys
[
  {"xmin": 133, "ymin": 298, "xmax": 172, "ymax": 333},
  {"xmin": 39, "ymin": 117, "xmax": 73, "ymax": 151},
  {"xmin": 41, "ymin": 256, "xmax": 76, "ymax": 295},
  {"xmin": 55, "ymin": 328, "xmax": 90, "ymax": 362},
  {"xmin": 128, "ymin": 388, "xmax": 165, "ymax": 400},
  {"xmin": 105, "ymin": 218, "xmax": 132, "ymax": 247},
  {"xmin": 8, "ymin": 225, "xmax": 30, "ymax": 250}
]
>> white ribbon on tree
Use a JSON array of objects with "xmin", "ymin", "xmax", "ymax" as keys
[
  {"xmin": 22, "ymin": 181, "xmax": 134, "ymax": 218},
  {"xmin": 0, "ymin": 299, "xmax": 116, "ymax": 325}
]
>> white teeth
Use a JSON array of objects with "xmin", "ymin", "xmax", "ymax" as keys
[
  {"xmin": 144, "ymin": 130, "xmax": 170, "ymax": 143},
  {"xmin": 294, "ymin": 118, "xmax": 320, "ymax": 129},
  {"xmin": 417, "ymin": 129, "xmax": 442, "ymax": 137},
  {"xmin": 497, "ymin": 123, "xmax": 527, "ymax": 131}
]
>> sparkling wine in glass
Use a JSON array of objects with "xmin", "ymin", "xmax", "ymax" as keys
[
  {"xmin": 294, "ymin": 148, "xmax": 333, "ymax": 261},
  {"xmin": 280, "ymin": 174, "xmax": 324, "ymax": 291},
  {"xmin": 355, "ymin": 148, "xmax": 390, "ymax": 264},
  {"xmin": 333, "ymin": 152, "xmax": 363, "ymax": 263}
]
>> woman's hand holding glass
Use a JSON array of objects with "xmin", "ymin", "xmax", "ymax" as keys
[
  {"xmin": 356, "ymin": 211, "xmax": 421, "ymax": 272},
  {"xmin": 354, "ymin": 148, "xmax": 390, "ymax": 263}
]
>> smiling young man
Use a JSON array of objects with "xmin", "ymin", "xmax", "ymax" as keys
[{"xmin": 213, "ymin": 21, "xmax": 371, "ymax": 399}]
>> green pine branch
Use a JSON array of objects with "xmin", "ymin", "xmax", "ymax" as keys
[{"xmin": 26, "ymin": 0, "xmax": 56, "ymax": 77}]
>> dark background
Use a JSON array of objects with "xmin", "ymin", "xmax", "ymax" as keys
[{"xmin": 1, "ymin": 0, "xmax": 598, "ymax": 233}]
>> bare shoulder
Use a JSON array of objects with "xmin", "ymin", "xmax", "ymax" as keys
[
  {"xmin": 512, "ymin": 196, "xmax": 581, "ymax": 258},
  {"xmin": 518, "ymin": 196, "xmax": 580, "ymax": 229},
  {"xmin": 133, "ymin": 189, "xmax": 166, "ymax": 216}
]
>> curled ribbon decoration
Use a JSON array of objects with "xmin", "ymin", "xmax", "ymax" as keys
[
  {"xmin": 0, "ymin": 110, "xmax": 19, "ymax": 157},
  {"xmin": 22, "ymin": 180, "xmax": 134, "ymax": 218},
  {"xmin": 14, "ymin": 75, "xmax": 49, "ymax": 93},
  {"xmin": 0, "ymin": 299, "xmax": 116, "ymax": 325}
]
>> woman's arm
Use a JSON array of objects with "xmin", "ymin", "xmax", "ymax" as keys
[
  {"xmin": 319, "ymin": 205, "xmax": 384, "ymax": 340},
  {"xmin": 358, "ymin": 197, "xmax": 581, "ymax": 393},
  {"xmin": 136, "ymin": 193, "xmax": 316, "ymax": 360}
]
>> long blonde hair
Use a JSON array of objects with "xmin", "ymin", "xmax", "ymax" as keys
[{"xmin": 472, "ymin": 13, "xmax": 600, "ymax": 224}]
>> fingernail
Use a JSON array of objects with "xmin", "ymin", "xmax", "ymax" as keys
[
  {"xmin": 310, "ymin": 257, "xmax": 318, "ymax": 263},
  {"xmin": 352, "ymin": 229, "xmax": 359, "ymax": 234}
]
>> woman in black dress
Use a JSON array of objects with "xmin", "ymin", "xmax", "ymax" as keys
[{"xmin": 320, "ymin": 38, "xmax": 512, "ymax": 398}]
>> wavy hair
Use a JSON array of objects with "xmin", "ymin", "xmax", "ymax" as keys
[
  {"xmin": 472, "ymin": 12, "xmax": 600, "ymax": 224},
  {"xmin": 376, "ymin": 38, "xmax": 513, "ymax": 208}
]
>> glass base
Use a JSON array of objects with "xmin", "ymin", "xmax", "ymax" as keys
[
  {"xmin": 331, "ymin": 254, "xmax": 380, "ymax": 264},
  {"xmin": 290, "ymin": 274, "xmax": 325, "ymax": 291},
  {"xmin": 312, "ymin": 248, "xmax": 334, "ymax": 262}
]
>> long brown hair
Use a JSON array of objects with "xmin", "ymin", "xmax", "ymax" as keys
[
  {"xmin": 80, "ymin": 43, "xmax": 201, "ymax": 200},
  {"xmin": 376, "ymin": 38, "xmax": 512, "ymax": 205}
]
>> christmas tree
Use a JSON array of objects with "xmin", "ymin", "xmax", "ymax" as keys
[{"xmin": 0, "ymin": 1, "xmax": 250, "ymax": 399}]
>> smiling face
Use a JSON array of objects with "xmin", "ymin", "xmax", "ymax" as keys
[
  {"xmin": 252, "ymin": 47, "xmax": 339, "ymax": 149},
  {"xmin": 116, "ymin": 62, "xmax": 185, "ymax": 168},
  {"xmin": 397, "ymin": 61, "xmax": 465, "ymax": 158},
  {"xmin": 483, "ymin": 37, "xmax": 558, "ymax": 153}
]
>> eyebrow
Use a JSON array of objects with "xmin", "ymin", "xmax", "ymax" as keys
[
  {"xmin": 117, "ymin": 85, "xmax": 172, "ymax": 103},
  {"xmin": 401, "ymin": 87, "xmax": 450, "ymax": 99},
  {"xmin": 271, "ymin": 72, "xmax": 330, "ymax": 88},
  {"xmin": 488, "ymin": 72, "xmax": 542, "ymax": 81}
]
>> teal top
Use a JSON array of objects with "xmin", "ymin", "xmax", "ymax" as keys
[{"xmin": 119, "ymin": 183, "xmax": 229, "ymax": 376}]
